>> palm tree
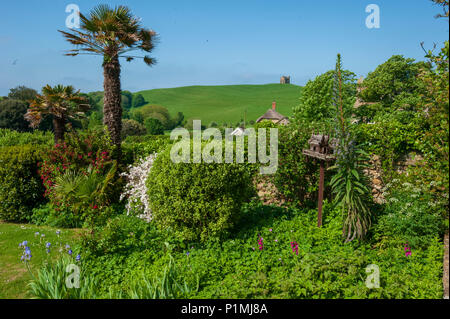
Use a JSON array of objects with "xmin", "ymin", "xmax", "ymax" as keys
[
  {"xmin": 25, "ymin": 85, "xmax": 90, "ymax": 143},
  {"xmin": 58, "ymin": 5, "xmax": 158, "ymax": 155}
]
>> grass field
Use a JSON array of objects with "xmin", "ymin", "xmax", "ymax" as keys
[
  {"xmin": 0, "ymin": 222, "xmax": 81, "ymax": 298},
  {"xmin": 133, "ymin": 83, "xmax": 302, "ymax": 125}
]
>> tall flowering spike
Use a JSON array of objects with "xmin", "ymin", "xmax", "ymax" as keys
[{"xmin": 258, "ymin": 236, "xmax": 264, "ymax": 251}]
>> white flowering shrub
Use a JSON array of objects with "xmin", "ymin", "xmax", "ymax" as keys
[{"xmin": 120, "ymin": 154, "xmax": 156, "ymax": 222}]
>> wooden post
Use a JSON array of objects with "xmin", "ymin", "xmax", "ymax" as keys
[{"xmin": 317, "ymin": 160, "xmax": 325, "ymax": 227}]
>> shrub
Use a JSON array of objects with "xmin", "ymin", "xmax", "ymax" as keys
[
  {"xmin": 272, "ymin": 124, "xmax": 324, "ymax": 205},
  {"xmin": 374, "ymin": 181, "xmax": 443, "ymax": 249},
  {"xmin": 144, "ymin": 118, "xmax": 164, "ymax": 135},
  {"xmin": 122, "ymin": 135, "xmax": 171, "ymax": 163},
  {"xmin": 121, "ymin": 119, "xmax": 146, "ymax": 138},
  {"xmin": 0, "ymin": 145, "xmax": 45, "ymax": 222},
  {"xmin": 147, "ymin": 143, "xmax": 255, "ymax": 242},
  {"xmin": 0, "ymin": 128, "xmax": 53, "ymax": 147}
]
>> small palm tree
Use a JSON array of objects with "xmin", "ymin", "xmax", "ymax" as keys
[
  {"xmin": 59, "ymin": 4, "xmax": 158, "ymax": 154},
  {"xmin": 25, "ymin": 85, "xmax": 90, "ymax": 143}
]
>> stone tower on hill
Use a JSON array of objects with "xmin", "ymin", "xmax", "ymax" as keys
[{"xmin": 280, "ymin": 75, "xmax": 290, "ymax": 84}]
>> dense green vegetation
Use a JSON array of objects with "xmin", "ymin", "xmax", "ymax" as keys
[{"xmin": 0, "ymin": 0, "xmax": 447, "ymax": 301}]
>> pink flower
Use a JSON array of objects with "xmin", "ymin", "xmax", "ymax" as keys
[
  {"xmin": 290, "ymin": 241, "xmax": 299, "ymax": 255},
  {"xmin": 258, "ymin": 236, "xmax": 264, "ymax": 251}
]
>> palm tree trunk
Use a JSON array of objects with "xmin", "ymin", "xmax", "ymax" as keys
[
  {"xmin": 103, "ymin": 54, "xmax": 122, "ymax": 157},
  {"xmin": 53, "ymin": 116, "xmax": 66, "ymax": 144}
]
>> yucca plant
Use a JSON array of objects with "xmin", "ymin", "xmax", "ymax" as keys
[
  {"xmin": 59, "ymin": 5, "xmax": 158, "ymax": 154},
  {"xmin": 330, "ymin": 54, "xmax": 373, "ymax": 243}
]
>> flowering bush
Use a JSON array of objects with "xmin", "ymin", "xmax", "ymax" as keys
[
  {"xmin": 120, "ymin": 154, "xmax": 156, "ymax": 222},
  {"xmin": 37, "ymin": 129, "xmax": 119, "ymax": 226}
]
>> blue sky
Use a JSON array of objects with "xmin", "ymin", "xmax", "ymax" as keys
[{"xmin": 0, "ymin": 0, "xmax": 448, "ymax": 95}]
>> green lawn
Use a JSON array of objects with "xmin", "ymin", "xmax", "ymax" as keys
[
  {"xmin": 0, "ymin": 222, "xmax": 81, "ymax": 298},
  {"xmin": 133, "ymin": 83, "xmax": 302, "ymax": 125}
]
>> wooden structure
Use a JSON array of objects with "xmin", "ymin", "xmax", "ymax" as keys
[{"xmin": 302, "ymin": 134, "xmax": 337, "ymax": 227}]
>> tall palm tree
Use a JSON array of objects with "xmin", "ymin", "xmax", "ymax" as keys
[
  {"xmin": 25, "ymin": 85, "xmax": 90, "ymax": 143},
  {"xmin": 58, "ymin": 5, "xmax": 158, "ymax": 155}
]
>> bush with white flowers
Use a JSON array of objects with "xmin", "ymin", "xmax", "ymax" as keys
[{"xmin": 120, "ymin": 154, "xmax": 156, "ymax": 222}]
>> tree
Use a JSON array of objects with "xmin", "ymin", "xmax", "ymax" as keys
[
  {"xmin": 132, "ymin": 94, "xmax": 146, "ymax": 108},
  {"xmin": 0, "ymin": 99, "xmax": 30, "ymax": 131},
  {"xmin": 293, "ymin": 69, "xmax": 356, "ymax": 127},
  {"xmin": 358, "ymin": 55, "xmax": 428, "ymax": 110},
  {"xmin": 25, "ymin": 85, "xmax": 90, "ymax": 143},
  {"xmin": 144, "ymin": 117, "xmax": 164, "ymax": 135},
  {"xmin": 59, "ymin": 4, "xmax": 158, "ymax": 155},
  {"xmin": 7, "ymin": 86, "xmax": 38, "ymax": 102},
  {"xmin": 121, "ymin": 90, "xmax": 133, "ymax": 108},
  {"xmin": 122, "ymin": 119, "xmax": 147, "ymax": 138}
]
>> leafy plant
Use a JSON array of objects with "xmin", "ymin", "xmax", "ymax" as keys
[{"xmin": 329, "ymin": 54, "xmax": 373, "ymax": 243}]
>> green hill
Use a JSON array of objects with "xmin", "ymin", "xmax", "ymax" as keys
[{"xmin": 133, "ymin": 84, "xmax": 302, "ymax": 126}]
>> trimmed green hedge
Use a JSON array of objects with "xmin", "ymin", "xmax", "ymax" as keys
[
  {"xmin": 0, "ymin": 145, "xmax": 46, "ymax": 222},
  {"xmin": 147, "ymin": 144, "xmax": 256, "ymax": 242}
]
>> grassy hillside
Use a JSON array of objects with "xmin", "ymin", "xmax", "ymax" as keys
[{"xmin": 133, "ymin": 84, "xmax": 302, "ymax": 126}]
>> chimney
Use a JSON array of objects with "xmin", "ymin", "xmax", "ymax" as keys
[{"xmin": 272, "ymin": 101, "xmax": 276, "ymax": 110}]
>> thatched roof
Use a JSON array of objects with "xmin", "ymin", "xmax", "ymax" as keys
[{"xmin": 256, "ymin": 109, "xmax": 289, "ymax": 123}]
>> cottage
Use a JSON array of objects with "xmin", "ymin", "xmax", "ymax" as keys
[{"xmin": 255, "ymin": 101, "xmax": 290, "ymax": 125}]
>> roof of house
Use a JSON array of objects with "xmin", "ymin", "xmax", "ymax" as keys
[{"xmin": 256, "ymin": 109, "xmax": 289, "ymax": 123}]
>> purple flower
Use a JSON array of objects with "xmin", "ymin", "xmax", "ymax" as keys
[
  {"xmin": 46, "ymin": 242, "xmax": 51, "ymax": 248},
  {"xmin": 68, "ymin": 249, "xmax": 73, "ymax": 255},
  {"xmin": 269, "ymin": 228, "xmax": 273, "ymax": 232},
  {"xmin": 186, "ymin": 252, "xmax": 190, "ymax": 257},
  {"xmin": 56, "ymin": 230, "xmax": 61, "ymax": 235},
  {"xmin": 76, "ymin": 254, "xmax": 81, "ymax": 262}
]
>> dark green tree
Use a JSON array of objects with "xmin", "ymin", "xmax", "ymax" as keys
[
  {"xmin": 144, "ymin": 117, "xmax": 164, "ymax": 135},
  {"xmin": 0, "ymin": 99, "xmax": 30, "ymax": 131}
]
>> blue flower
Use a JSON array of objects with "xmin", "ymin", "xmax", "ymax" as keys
[
  {"xmin": 75, "ymin": 254, "xmax": 81, "ymax": 262},
  {"xmin": 46, "ymin": 242, "xmax": 51, "ymax": 248},
  {"xmin": 68, "ymin": 249, "xmax": 72, "ymax": 255},
  {"xmin": 186, "ymin": 252, "xmax": 190, "ymax": 256},
  {"xmin": 56, "ymin": 230, "xmax": 61, "ymax": 235}
]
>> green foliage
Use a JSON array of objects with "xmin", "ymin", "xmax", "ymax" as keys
[
  {"xmin": 374, "ymin": 181, "xmax": 444, "ymax": 249},
  {"xmin": 110, "ymin": 256, "xmax": 199, "ymax": 299},
  {"xmin": 272, "ymin": 124, "xmax": 323, "ymax": 205},
  {"xmin": 147, "ymin": 144, "xmax": 255, "ymax": 242},
  {"xmin": 358, "ymin": 55, "xmax": 428, "ymax": 109},
  {"xmin": 0, "ymin": 129, "xmax": 54, "ymax": 147},
  {"xmin": 7, "ymin": 86, "xmax": 38, "ymax": 102},
  {"xmin": 121, "ymin": 119, "xmax": 146, "ymax": 138},
  {"xmin": 78, "ymin": 201, "xmax": 443, "ymax": 298},
  {"xmin": 132, "ymin": 94, "xmax": 146, "ymax": 108},
  {"xmin": 144, "ymin": 117, "xmax": 164, "ymax": 135},
  {"xmin": 0, "ymin": 145, "xmax": 45, "ymax": 222},
  {"xmin": 330, "ymin": 54, "xmax": 373, "ymax": 243},
  {"xmin": 293, "ymin": 69, "xmax": 356, "ymax": 126},
  {"xmin": 122, "ymin": 135, "xmax": 172, "ymax": 163},
  {"xmin": 28, "ymin": 255, "xmax": 97, "ymax": 299},
  {"xmin": 0, "ymin": 99, "xmax": 30, "ymax": 132}
]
